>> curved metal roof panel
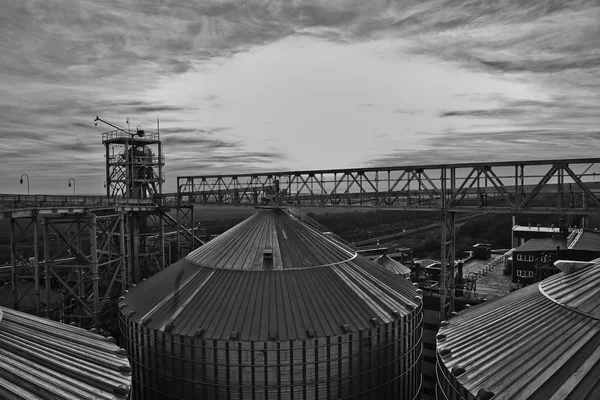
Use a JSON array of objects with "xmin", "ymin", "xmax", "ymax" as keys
[
  {"xmin": 122, "ymin": 209, "xmax": 421, "ymax": 341},
  {"xmin": 540, "ymin": 261, "xmax": 600, "ymax": 319},
  {"xmin": 0, "ymin": 306, "xmax": 131, "ymax": 400},
  {"xmin": 186, "ymin": 208, "xmax": 356, "ymax": 269},
  {"xmin": 122, "ymin": 256, "xmax": 420, "ymax": 341},
  {"xmin": 375, "ymin": 254, "xmax": 411, "ymax": 276},
  {"xmin": 436, "ymin": 261, "xmax": 600, "ymax": 400}
]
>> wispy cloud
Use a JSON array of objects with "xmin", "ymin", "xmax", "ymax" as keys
[{"xmin": 1, "ymin": 0, "xmax": 599, "ymax": 193}]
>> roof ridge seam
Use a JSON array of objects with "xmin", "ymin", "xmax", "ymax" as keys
[{"xmin": 538, "ymin": 281, "xmax": 600, "ymax": 321}]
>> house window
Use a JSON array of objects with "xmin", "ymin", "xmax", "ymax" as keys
[
  {"xmin": 517, "ymin": 254, "xmax": 534, "ymax": 262},
  {"xmin": 517, "ymin": 270, "xmax": 533, "ymax": 278}
]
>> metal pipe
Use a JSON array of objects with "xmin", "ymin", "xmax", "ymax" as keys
[
  {"xmin": 105, "ymin": 144, "xmax": 110, "ymax": 199},
  {"xmin": 42, "ymin": 216, "xmax": 50, "ymax": 319},
  {"xmin": 158, "ymin": 141, "xmax": 163, "ymax": 203},
  {"xmin": 90, "ymin": 213, "xmax": 99, "ymax": 329},
  {"xmin": 33, "ymin": 214, "xmax": 39, "ymax": 316},
  {"xmin": 159, "ymin": 211, "xmax": 166, "ymax": 270},
  {"xmin": 10, "ymin": 217, "xmax": 17, "ymax": 310},
  {"xmin": 120, "ymin": 212, "xmax": 127, "ymax": 291}
]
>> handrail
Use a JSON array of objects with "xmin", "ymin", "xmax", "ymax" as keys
[
  {"xmin": 0, "ymin": 194, "xmax": 159, "ymax": 212},
  {"xmin": 102, "ymin": 130, "xmax": 159, "ymax": 142}
]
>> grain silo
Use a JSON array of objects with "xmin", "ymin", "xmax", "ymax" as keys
[
  {"xmin": 119, "ymin": 208, "xmax": 422, "ymax": 399},
  {"xmin": 0, "ymin": 305, "xmax": 132, "ymax": 399},
  {"xmin": 436, "ymin": 259, "xmax": 600, "ymax": 400},
  {"xmin": 374, "ymin": 254, "xmax": 411, "ymax": 278}
]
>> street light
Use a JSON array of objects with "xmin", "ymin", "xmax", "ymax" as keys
[
  {"xmin": 68, "ymin": 178, "xmax": 76, "ymax": 195},
  {"xmin": 19, "ymin": 174, "xmax": 30, "ymax": 195}
]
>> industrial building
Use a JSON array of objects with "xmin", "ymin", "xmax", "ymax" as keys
[
  {"xmin": 0, "ymin": 305, "xmax": 132, "ymax": 399},
  {"xmin": 511, "ymin": 224, "xmax": 562, "ymax": 248},
  {"xmin": 512, "ymin": 228, "xmax": 600, "ymax": 285},
  {"xmin": 436, "ymin": 258, "xmax": 600, "ymax": 399},
  {"xmin": 119, "ymin": 208, "xmax": 423, "ymax": 399}
]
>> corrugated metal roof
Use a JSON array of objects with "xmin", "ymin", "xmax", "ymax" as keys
[
  {"xmin": 415, "ymin": 259, "xmax": 439, "ymax": 268},
  {"xmin": 436, "ymin": 261, "xmax": 600, "ymax": 400},
  {"xmin": 540, "ymin": 262, "xmax": 600, "ymax": 318},
  {"xmin": 513, "ymin": 225, "xmax": 560, "ymax": 233},
  {"xmin": 187, "ymin": 208, "xmax": 356, "ymax": 269},
  {"xmin": 569, "ymin": 230, "xmax": 600, "ymax": 251},
  {"xmin": 514, "ymin": 236, "xmax": 567, "ymax": 252},
  {"xmin": 0, "ymin": 306, "xmax": 131, "ymax": 399},
  {"xmin": 121, "ymin": 208, "xmax": 421, "ymax": 341},
  {"xmin": 375, "ymin": 254, "xmax": 411, "ymax": 277}
]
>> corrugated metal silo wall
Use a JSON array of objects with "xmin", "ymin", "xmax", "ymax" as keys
[
  {"xmin": 436, "ymin": 353, "xmax": 472, "ymax": 400},
  {"xmin": 120, "ymin": 304, "xmax": 422, "ymax": 399}
]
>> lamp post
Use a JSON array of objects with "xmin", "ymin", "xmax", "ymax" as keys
[
  {"xmin": 68, "ymin": 178, "xmax": 76, "ymax": 195},
  {"xmin": 19, "ymin": 174, "xmax": 30, "ymax": 195}
]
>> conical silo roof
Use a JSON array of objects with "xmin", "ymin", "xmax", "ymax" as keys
[
  {"xmin": 374, "ymin": 254, "xmax": 411, "ymax": 277},
  {"xmin": 0, "ymin": 306, "xmax": 131, "ymax": 399},
  {"xmin": 436, "ymin": 259, "xmax": 600, "ymax": 400},
  {"xmin": 121, "ymin": 208, "xmax": 420, "ymax": 341}
]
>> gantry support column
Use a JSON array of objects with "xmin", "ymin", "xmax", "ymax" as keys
[
  {"xmin": 42, "ymin": 216, "xmax": 50, "ymax": 319},
  {"xmin": 129, "ymin": 213, "xmax": 140, "ymax": 283},
  {"xmin": 159, "ymin": 211, "xmax": 166, "ymax": 270},
  {"xmin": 33, "ymin": 214, "xmax": 39, "ymax": 316},
  {"xmin": 119, "ymin": 213, "xmax": 128, "ymax": 291},
  {"xmin": 177, "ymin": 205, "xmax": 195, "ymax": 259},
  {"xmin": 439, "ymin": 212, "xmax": 456, "ymax": 316},
  {"xmin": 439, "ymin": 166, "xmax": 457, "ymax": 318},
  {"xmin": 9, "ymin": 214, "xmax": 39, "ymax": 312},
  {"xmin": 9, "ymin": 217, "xmax": 16, "ymax": 310},
  {"xmin": 90, "ymin": 214, "xmax": 100, "ymax": 329}
]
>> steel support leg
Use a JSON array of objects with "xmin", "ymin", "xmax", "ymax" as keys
[
  {"xmin": 90, "ymin": 214, "xmax": 99, "ymax": 329},
  {"xmin": 42, "ymin": 217, "xmax": 50, "ymax": 319},
  {"xmin": 439, "ymin": 212, "xmax": 456, "ymax": 317},
  {"xmin": 33, "ymin": 215, "xmax": 39, "ymax": 316},
  {"xmin": 10, "ymin": 218, "xmax": 17, "ymax": 310}
]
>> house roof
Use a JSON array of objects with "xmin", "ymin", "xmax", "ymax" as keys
[
  {"xmin": 415, "ymin": 259, "xmax": 439, "ymax": 268},
  {"xmin": 512, "ymin": 225, "xmax": 561, "ymax": 234},
  {"xmin": 514, "ymin": 237, "xmax": 567, "ymax": 252},
  {"xmin": 569, "ymin": 230, "xmax": 600, "ymax": 251}
]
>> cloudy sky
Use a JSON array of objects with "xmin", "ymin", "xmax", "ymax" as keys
[{"xmin": 1, "ymin": 0, "xmax": 599, "ymax": 194}]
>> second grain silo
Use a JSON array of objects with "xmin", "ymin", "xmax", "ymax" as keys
[
  {"xmin": 436, "ymin": 259, "xmax": 600, "ymax": 400},
  {"xmin": 374, "ymin": 254, "xmax": 411, "ymax": 279},
  {"xmin": 119, "ymin": 207, "xmax": 423, "ymax": 399}
]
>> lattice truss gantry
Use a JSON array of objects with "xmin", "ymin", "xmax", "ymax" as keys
[
  {"xmin": 177, "ymin": 158, "xmax": 600, "ymax": 214},
  {"xmin": 39, "ymin": 210, "xmax": 127, "ymax": 331},
  {"xmin": 176, "ymin": 158, "xmax": 600, "ymax": 317},
  {"xmin": 5, "ymin": 215, "xmax": 40, "ymax": 313}
]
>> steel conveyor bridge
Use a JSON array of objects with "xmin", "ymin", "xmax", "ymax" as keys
[
  {"xmin": 176, "ymin": 158, "xmax": 600, "ymax": 214},
  {"xmin": 176, "ymin": 157, "xmax": 600, "ymax": 315}
]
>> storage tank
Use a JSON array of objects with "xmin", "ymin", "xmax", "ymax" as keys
[
  {"xmin": 436, "ymin": 258, "xmax": 600, "ymax": 400},
  {"xmin": 119, "ymin": 208, "xmax": 423, "ymax": 399},
  {"xmin": 0, "ymin": 305, "xmax": 131, "ymax": 399},
  {"xmin": 374, "ymin": 254, "xmax": 411, "ymax": 278}
]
